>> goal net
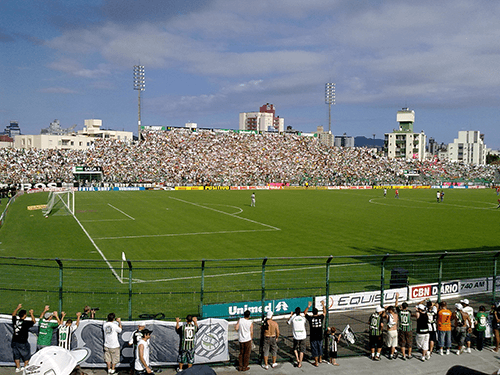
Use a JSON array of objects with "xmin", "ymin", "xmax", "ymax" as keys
[{"xmin": 43, "ymin": 190, "xmax": 75, "ymax": 216}]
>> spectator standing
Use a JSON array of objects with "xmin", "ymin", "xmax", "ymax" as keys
[
  {"xmin": 135, "ymin": 329, "xmax": 153, "ymax": 375},
  {"xmin": 415, "ymin": 304, "xmax": 430, "ymax": 361},
  {"xmin": 426, "ymin": 301, "xmax": 438, "ymax": 357},
  {"xmin": 235, "ymin": 310, "xmax": 253, "ymax": 372},
  {"xmin": 368, "ymin": 306, "xmax": 385, "ymax": 361},
  {"xmin": 129, "ymin": 322, "xmax": 146, "ymax": 375},
  {"xmin": 437, "ymin": 301, "xmax": 453, "ymax": 355},
  {"xmin": 58, "ymin": 311, "xmax": 81, "ymax": 349},
  {"xmin": 476, "ymin": 306, "xmax": 488, "ymax": 351},
  {"xmin": 396, "ymin": 298, "xmax": 413, "ymax": 360},
  {"xmin": 12, "ymin": 304, "xmax": 36, "ymax": 373},
  {"xmin": 453, "ymin": 303, "xmax": 471, "ymax": 355},
  {"xmin": 176, "ymin": 315, "xmax": 198, "ymax": 372},
  {"xmin": 37, "ymin": 306, "xmax": 60, "ymax": 351},
  {"xmin": 385, "ymin": 305, "xmax": 398, "ymax": 360},
  {"xmin": 326, "ymin": 326, "xmax": 341, "ymax": 366},
  {"xmin": 461, "ymin": 299, "xmax": 474, "ymax": 353},
  {"xmin": 81, "ymin": 306, "xmax": 96, "ymax": 320},
  {"xmin": 103, "ymin": 313, "xmax": 123, "ymax": 374},
  {"xmin": 288, "ymin": 307, "xmax": 307, "ymax": 368},
  {"xmin": 262, "ymin": 311, "xmax": 279, "ymax": 370},
  {"xmin": 304, "ymin": 300, "xmax": 327, "ymax": 366}
]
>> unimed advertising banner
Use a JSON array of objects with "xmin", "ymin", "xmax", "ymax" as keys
[{"xmin": 0, "ymin": 319, "xmax": 228, "ymax": 367}]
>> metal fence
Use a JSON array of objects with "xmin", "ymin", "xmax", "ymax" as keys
[{"xmin": 0, "ymin": 250, "xmax": 499, "ymax": 322}]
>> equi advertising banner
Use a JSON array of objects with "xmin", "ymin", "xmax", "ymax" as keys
[{"xmin": 0, "ymin": 318, "xmax": 228, "ymax": 367}]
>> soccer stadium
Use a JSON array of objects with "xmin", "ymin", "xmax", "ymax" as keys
[{"xmin": 1, "ymin": 128, "xmax": 500, "ymax": 372}]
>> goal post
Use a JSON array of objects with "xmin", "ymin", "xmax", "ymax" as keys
[{"xmin": 43, "ymin": 190, "xmax": 75, "ymax": 216}]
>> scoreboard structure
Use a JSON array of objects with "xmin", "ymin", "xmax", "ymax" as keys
[{"xmin": 73, "ymin": 166, "xmax": 103, "ymax": 183}]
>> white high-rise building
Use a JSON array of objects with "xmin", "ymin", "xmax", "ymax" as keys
[
  {"xmin": 239, "ymin": 103, "xmax": 284, "ymax": 132},
  {"xmin": 384, "ymin": 108, "xmax": 426, "ymax": 161},
  {"xmin": 446, "ymin": 131, "xmax": 487, "ymax": 164}
]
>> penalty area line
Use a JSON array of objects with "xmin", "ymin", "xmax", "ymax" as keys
[
  {"xmin": 169, "ymin": 197, "xmax": 281, "ymax": 231},
  {"xmin": 70, "ymin": 212, "xmax": 123, "ymax": 283},
  {"xmin": 94, "ymin": 228, "xmax": 276, "ymax": 240},
  {"xmin": 108, "ymin": 203, "xmax": 135, "ymax": 220}
]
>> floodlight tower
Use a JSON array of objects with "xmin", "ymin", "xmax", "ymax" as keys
[
  {"xmin": 325, "ymin": 83, "xmax": 336, "ymax": 133},
  {"xmin": 133, "ymin": 65, "xmax": 145, "ymax": 140}
]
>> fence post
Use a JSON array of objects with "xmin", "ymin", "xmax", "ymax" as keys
[
  {"xmin": 380, "ymin": 254, "xmax": 389, "ymax": 306},
  {"xmin": 55, "ymin": 259, "xmax": 63, "ymax": 313},
  {"xmin": 438, "ymin": 252, "xmax": 447, "ymax": 303},
  {"xmin": 325, "ymin": 255, "xmax": 333, "ymax": 360},
  {"xmin": 259, "ymin": 258, "xmax": 268, "ymax": 365},
  {"xmin": 127, "ymin": 260, "xmax": 132, "ymax": 321},
  {"xmin": 200, "ymin": 259, "xmax": 205, "ymax": 318},
  {"xmin": 493, "ymin": 253, "xmax": 500, "ymax": 303}
]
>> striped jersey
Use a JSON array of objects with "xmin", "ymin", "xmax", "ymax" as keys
[
  {"xmin": 398, "ymin": 310, "xmax": 412, "ymax": 332},
  {"xmin": 180, "ymin": 323, "xmax": 198, "ymax": 351}
]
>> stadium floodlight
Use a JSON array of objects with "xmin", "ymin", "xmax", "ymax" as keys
[
  {"xmin": 133, "ymin": 65, "xmax": 146, "ymax": 140},
  {"xmin": 325, "ymin": 83, "xmax": 335, "ymax": 133}
]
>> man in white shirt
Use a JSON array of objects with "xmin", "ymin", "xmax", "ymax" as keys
[
  {"xmin": 135, "ymin": 329, "xmax": 152, "ymax": 375},
  {"xmin": 235, "ymin": 310, "xmax": 253, "ymax": 371},
  {"xmin": 103, "ymin": 313, "xmax": 122, "ymax": 374},
  {"xmin": 288, "ymin": 307, "xmax": 307, "ymax": 368}
]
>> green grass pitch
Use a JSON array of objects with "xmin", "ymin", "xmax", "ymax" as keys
[{"xmin": 0, "ymin": 188, "xmax": 498, "ymax": 319}]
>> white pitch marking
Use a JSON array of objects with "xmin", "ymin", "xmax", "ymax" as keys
[
  {"xmin": 94, "ymin": 228, "xmax": 276, "ymax": 240},
  {"xmin": 80, "ymin": 219, "xmax": 131, "ymax": 222},
  {"xmin": 169, "ymin": 197, "xmax": 280, "ymax": 230},
  {"xmin": 69, "ymin": 209, "xmax": 123, "ymax": 283},
  {"xmin": 108, "ymin": 203, "xmax": 135, "ymax": 220},
  {"xmin": 130, "ymin": 262, "xmax": 357, "ymax": 284},
  {"xmin": 369, "ymin": 198, "xmax": 497, "ymax": 210}
]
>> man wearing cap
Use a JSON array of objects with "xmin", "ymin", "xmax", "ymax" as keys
[
  {"xmin": 236, "ymin": 310, "xmax": 253, "ymax": 371},
  {"xmin": 103, "ymin": 312, "xmax": 123, "ymax": 374},
  {"xmin": 37, "ymin": 305, "xmax": 60, "ymax": 351},
  {"xmin": 415, "ymin": 304, "xmax": 430, "ymax": 361},
  {"xmin": 305, "ymin": 300, "xmax": 327, "ymax": 366},
  {"xmin": 129, "ymin": 322, "xmax": 146, "ymax": 375},
  {"xmin": 176, "ymin": 315, "xmax": 198, "ymax": 372},
  {"xmin": 452, "ymin": 303, "xmax": 471, "ymax": 355},
  {"xmin": 461, "ymin": 299, "xmax": 474, "ymax": 353},
  {"xmin": 437, "ymin": 301, "xmax": 452, "ymax": 355},
  {"xmin": 288, "ymin": 306, "xmax": 307, "ymax": 368},
  {"xmin": 135, "ymin": 329, "xmax": 152, "ymax": 375},
  {"xmin": 262, "ymin": 311, "xmax": 279, "ymax": 370},
  {"xmin": 368, "ymin": 306, "xmax": 385, "ymax": 361}
]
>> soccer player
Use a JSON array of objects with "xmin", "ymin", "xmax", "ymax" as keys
[
  {"xmin": 58, "ymin": 311, "xmax": 82, "ymax": 349},
  {"xmin": 176, "ymin": 315, "xmax": 198, "ymax": 372},
  {"xmin": 384, "ymin": 188, "xmax": 387, "ymax": 197},
  {"xmin": 12, "ymin": 304, "xmax": 36, "ymax": 373},
  {"xmin": 395, "ymin": 189, "xmax": 399, "ymax": 199},
  {"xmin": 497, "ymin": 199, "xmax": 500, "ymax": 209},
  {"xmin": 437, "ymin": 191, "xmax": 440, "ymax": 203},
  {"xmin": 250, "ymin": 193, "xmax": 255, "ymax": 207}
]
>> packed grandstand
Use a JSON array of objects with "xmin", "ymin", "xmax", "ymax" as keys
[{"xmin": 0, "ymin": 129, "xmax": 498, "ymax": 186}]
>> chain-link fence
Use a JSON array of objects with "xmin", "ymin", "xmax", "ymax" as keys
[{"xmin": 1, "ymin": 251, "xmax": 499, "ymax": 321}]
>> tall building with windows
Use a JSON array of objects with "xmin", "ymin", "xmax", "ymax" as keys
[
  {"xmin": 239, "ymin": 103, "xmax": 284, "ymax": 132},
  {"xmin": 384, "ymin": 108, "xmax": 426, "ymax": 161},
  {"xmin": 446, "ymin": 130, "xmax": 487, "ymax": 164}
]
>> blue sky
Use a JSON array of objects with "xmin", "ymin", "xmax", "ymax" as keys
[{"xmin": 1, "ymin": 0, "xmax": 500, "ymax": 149}]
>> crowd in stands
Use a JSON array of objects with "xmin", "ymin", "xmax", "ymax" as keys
[{"xmin": 0, "ymin": 130, "xmax": 498, "ymax": 186}]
